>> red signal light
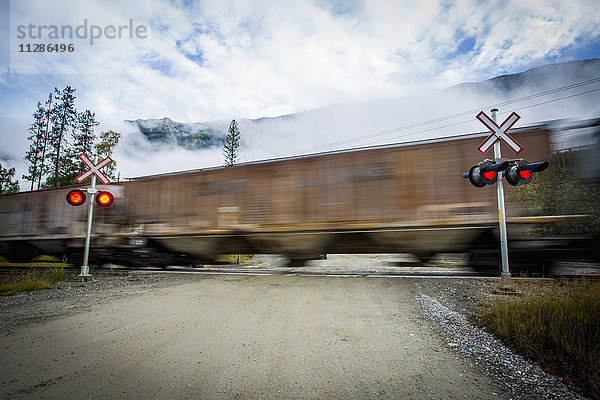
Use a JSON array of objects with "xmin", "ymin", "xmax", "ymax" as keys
[
  {"xmin": 96, "ymin": 191, "xmax": 114, "ymax": 207},
  {"xmin": 463, "ymin": 160, "xmax": 508, "ymax": 187},
  {"xmin": 70, "ymin": 192, "xmax": 83, "ymax": 204},
  {"xmin": 519, "ymin": 170, "xmax": 532, "ymax": 179},
  {"xmin": 483, "ymin": 171, "xmax": 496, "ymax": 180},
  {"xmin": 505, "ymin": 160, "xmax": 549, "ymax": 186},
  {"xmin": 66, "ymin": 189, "xmax": 86, "ymax": 206}
]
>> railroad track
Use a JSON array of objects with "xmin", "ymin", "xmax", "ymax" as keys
[
  {"xmin": 90, "ymin": 264, "xmax": 577, "ymax": 279},
  {"xmin": 2, "ymin": 255, "xmax": 598, "ymax": 279}
]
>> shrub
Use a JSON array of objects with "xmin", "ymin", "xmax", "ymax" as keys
[
  {"xmin": 32, "ymin": 255, "xmax": 61, "ymax": 262},
  {"xmin": 0, "ymin": 267, "xmax": 66, "ymax": 296},
  {"xmin": 477, "ymin": 279, "xmax": 600, "ymax": 398},
  {"xmin": 215, "ymin": 254, "xmax": 255, "ymax": 263},
  {"xmin": 0, "ymin": 280, "xmax": 53, "ymax": 296}
]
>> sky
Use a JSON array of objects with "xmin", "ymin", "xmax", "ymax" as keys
[{"xmin": 1, "ymin": 0, "xmax": 600, "ymax": 183}]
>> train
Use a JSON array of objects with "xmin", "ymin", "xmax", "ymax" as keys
[{"xmin": 1, "ymin": 119, "xmax": 598, "ymax": 269}]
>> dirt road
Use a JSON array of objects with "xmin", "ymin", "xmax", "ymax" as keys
[{"xmin": 1, "ymin": 274, "xmax": 507, "ymax": 399}]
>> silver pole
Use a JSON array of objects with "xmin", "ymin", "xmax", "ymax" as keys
[
  {"xmin": 491, "ymin": 109, "xmax": 511, "ymax": 289},
  {"xmin": 80, "ymin": 155, "xmax": 98, "ymax": 277}
]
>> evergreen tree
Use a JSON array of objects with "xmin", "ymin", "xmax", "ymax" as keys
[
  {"xmin": 223, "ymin": 119, "xmax": 240, "ymax": 167},
  {"xmin": 46, "ymin": 86, "xmax": 77, "ymax": 187},
  {"xmin": 0, "ymin": 162, "xmax": 19, "ymax": 194},
  {"xmin": 46, "ymin": 147, "xmax": 79, "ymax": 188},
  {"xmin": 36, "ymin": 93, "xmax": 53, "ymax": 190},
  {"xmin": 94, "ymin": 130, "xmax": 121, "ymax": 181},
  {"xmin": 23, "ymin": 87, "xmax": 119, "ymax": 188},
  {"xmin": 23, "ymin": 102, "xmax": 47, "ymax": 190},
  {"xmin": 223, "ymin": 119, "xmax": 242, "ymax": 262},
  {"xmin": 73, "ymin": 110, "xmax": 99, "ymax": 176}
]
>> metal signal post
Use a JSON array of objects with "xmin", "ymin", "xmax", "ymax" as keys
[
  {"xmin": 491, "ymin": 109, "xmax": 512, "ymax": 289},
  {"xmin": 67, "ymin": 153, "xmax": 115, "ymax": 278},
  {"xmin": 80, "ymin": 156, "xmax": 98, "ymax": 277},
  {"xmin": 463, "ymin": 112, "xmax": 549, "ymax": 289}
]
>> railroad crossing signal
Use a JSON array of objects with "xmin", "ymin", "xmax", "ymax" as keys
[
  {"xmin": 465, "ymin": 109, "xmax": 550, "ymax": 291},
  {"xmin": 68, "ymin": 153, "xmax": 115, "ymax": 207},
  {"xmin": 505, "ymin": 159, "xmax": 549, "ymax": 186},
  {"xmin": 76, "ymin": 153, "xmax": 113, "ymax": 185},
  {"xmin": 66, "ymin": 189, "xmax": 116, "ymax": 207},
  {"xmin": 463, "ymin": 160, "xmax": 509, "ymax": 187},
  {"xmin": 69, "ymin": 153, "xmax": 116, "ymax": 278},
  {"xmin": 463, "ymin": 159, "xmax": 548, "ymax": 188},
  {"xmin": 476, "ymin": 111, "xmax": 523, "ymax": 154}
]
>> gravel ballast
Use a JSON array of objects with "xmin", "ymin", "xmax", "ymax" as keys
[{"xmin": 415, "ymin": 293, "xmax": 585, "ymax": 400}]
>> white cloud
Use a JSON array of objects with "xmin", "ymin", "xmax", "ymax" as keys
[
  {"xmin": 8, "ymin": 0, "xmax": 597, "ymax": 120},
  {"xmin": 1, "ymin": 0, "xmax": 599, "ymax": 184}
]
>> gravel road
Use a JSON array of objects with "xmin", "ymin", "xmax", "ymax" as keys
[{"xmin": 0, "ymin": 268, "xmax": 586, "ymax": 399}]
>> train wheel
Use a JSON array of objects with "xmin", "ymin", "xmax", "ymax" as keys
[
  {"xmin": 413, "ymin": 253, "xmax": 436, "ymax": 265},
  {"xmin": 285, "ymin": 259, "xmax": 309, "ymax": 267},
  {"xmin": 7, "ymin": 242, "xmax": 38, "ymax": 263}
]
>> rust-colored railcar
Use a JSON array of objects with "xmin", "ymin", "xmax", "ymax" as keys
[
  {"xmin": 0, "ymin": 125, "xmax": 552, "ymax": 264},
  {"xmin": 0, "ymin": 185, "xmax": 123, "ymax": 261},
  {"xmin": 123, "ymin": 125, "xmax": 551, "ymax": 262}
]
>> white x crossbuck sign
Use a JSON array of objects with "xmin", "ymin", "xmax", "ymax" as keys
[
  {"xmin": 76, "ymin": 153, "xmax": 114, "ymax": 185},
  {"xmin": 476, "ymin": 111, "xmax": 523, "ymax": 154}
]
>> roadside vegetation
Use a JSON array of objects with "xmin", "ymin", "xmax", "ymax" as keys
[
  {"xmin": 0, "ymin": 266, "xmax": 68, "ymax": 296},
  {"xmin": 513, "ymin": 150, "xmax": 600, "ymax": 236},
  {"xmin": 214, "ymin": 254, "xmax": 257, "ymax": 264},
  {"xmin": 475, "ymin": 279, "xmax": 600, "ymax": 399}
]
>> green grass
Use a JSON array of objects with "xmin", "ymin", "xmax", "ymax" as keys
[
  {"xmin": 0, "ymin": 261, "xmax": 71, "ymax": 268},
  {"xmin": 0, "ymin": 280, "xmax": 53, "ymax": 296},
  {"xmin": 0, "ymin": 266, "xmax": 66, "ymax": 296},
  {"xmin": 476, "ymin": 279, "xmax": 600, "ymax": 399},
  {"xmin": 215, "ymin": 254, "xmax": 257, "ymax": 264},
  {"xmin": 31, "ymin": 254, "xmax": 61, "ymax": 262}
]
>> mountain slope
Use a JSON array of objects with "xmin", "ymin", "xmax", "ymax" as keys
[{"xmin": 125, "ymin": 117, "xmax": 226, "ymax": 150}]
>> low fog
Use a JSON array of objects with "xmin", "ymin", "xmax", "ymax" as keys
[
  {"xmin": 2, "ymin": 60, "xmax": 599, "ymax": 185},
  {"xmin": 114, "ymin": 60, "xmax": 600, "ymax": 180}
]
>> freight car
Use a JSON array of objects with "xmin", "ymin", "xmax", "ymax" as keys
[
  {"xmin": 0, "ymin": 123, "xmax": 555, "ymax": 266},
  {"xmin": 0, "ymin": 184, "xmax": 124, "ymax": 262}
]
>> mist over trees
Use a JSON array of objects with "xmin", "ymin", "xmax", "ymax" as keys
[{"xmin": 21, "ymin": 86, "xmax": 121, "ymax": 191}]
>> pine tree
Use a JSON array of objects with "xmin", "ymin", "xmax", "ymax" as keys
[
  {"xmin": 223, "ymin": 119, "xmax": 240, "ymax": 167},
  {"xmin": 51, "ymin": 147, "xmax": 79, "ymax": 188},
  {"xmin": 94, "ymin": 130, "xmax": 121, "ymax": 181},
  {"xmin": 0, "ymin": 162, "xmax": 19, "ymax": 194},
  {"xmin": 23, "ymin": 87, "xmax": 118, "ymax": 188},
  {"xmin": 36, "ymin": 93, "xmax": 53, "ymax": 190},
  {"xmin": 23, "ymin": 102, "xmax": 47, "ymax": 190},
  {"xmin": 73, "ymin": 110, "xmax": 99, "ymax": 177},
  {"xmin": 46, "ymin": 86, "xmax": 77, "ymax": 187}
]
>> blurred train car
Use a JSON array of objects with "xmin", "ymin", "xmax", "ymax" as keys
[
  {"xmin": 123, "ymin": 126, "xmax": 552, "ymax": 265},
  {"xmin": 0, "ymin": 122, "xmax": 555, "ymax": 266},
  {"xmin": 0, "ymin": 185, "xmax": 125, "ymax": 262}
]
